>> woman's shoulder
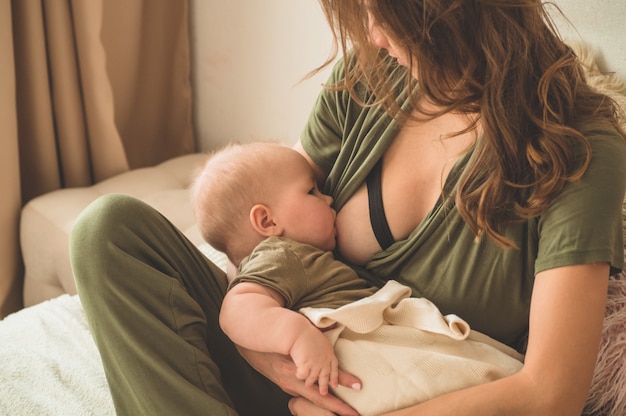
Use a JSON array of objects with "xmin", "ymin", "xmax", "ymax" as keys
[
  {"xmin": 583, "ymin": 121, "xmax": 626, "ymax": 168},
  {"xmin": 579, "ymin": 119, "xmax": 625, "ymax": 143},
  {"xmin": 324, "ymin": 50, "xmax": 407, "ymax": 104}
]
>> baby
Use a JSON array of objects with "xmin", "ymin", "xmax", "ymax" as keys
[{"xmin": 191, "ymin": 142, "xmax": 523, "ymax": 415}]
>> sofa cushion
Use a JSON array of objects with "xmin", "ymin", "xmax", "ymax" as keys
[{"xmin": 20, "ymin": 153, "xmax": 208, "ymax": 307}]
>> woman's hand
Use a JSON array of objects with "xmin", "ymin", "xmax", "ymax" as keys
[
  {"xmin": 237, "ymin": 346, "xmax": 361, "ymax": 416},
  {"xmin": 288, "ymin": 397, "xmax": 345, "ymax": 416}
]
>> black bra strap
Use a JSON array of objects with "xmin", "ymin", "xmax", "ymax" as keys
[{"xmin": 366, "ymin": 161, "xmax": 395, "ymax": 250}]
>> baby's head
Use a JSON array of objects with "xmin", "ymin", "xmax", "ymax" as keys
[
  {"xmin": 191, "ymin": 142, "xmax": 280, "ymax": 264},
  {"xmin": 191, "ymin": 142, "xmax": 336, "ymax": 265}
]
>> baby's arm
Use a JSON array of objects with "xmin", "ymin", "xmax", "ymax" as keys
[{"xmin": 219, "ymin": 281, "xmax": 339, "ymax": 395}]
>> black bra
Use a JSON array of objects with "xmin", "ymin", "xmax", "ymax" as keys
[{"xmin": 366, "ymin": 161, "xmax": 396, "ymax": 250}]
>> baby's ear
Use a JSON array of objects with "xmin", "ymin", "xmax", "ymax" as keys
[{"xmin": 249, "ymin": 204, "xmax": 283, "ymax": 237}]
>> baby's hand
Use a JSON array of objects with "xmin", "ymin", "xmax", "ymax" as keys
[{"xmin": 289, "ymin": 325, "xmax": 339, "ymax": 395}]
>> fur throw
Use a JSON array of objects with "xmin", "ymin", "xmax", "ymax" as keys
[
  {"xmin": 569, "ymin": 42, "xmax": 626, "ymax": 416},
  {"xmin": 585, "ymin": 277, "xmax": 626, "ymax": 416}
]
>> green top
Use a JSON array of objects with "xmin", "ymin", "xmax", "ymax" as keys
[
  {"xmin": 233, "ymin": 237, "xmax": 376, "ymax": 310},
  {"xmin": 301, "ymin": 58, "xmax": 626, "ymax": 351}
]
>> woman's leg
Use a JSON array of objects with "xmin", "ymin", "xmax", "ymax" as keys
[{"xmin": 70, "ymin": 194, "xmax": 290, "ymax": 416}]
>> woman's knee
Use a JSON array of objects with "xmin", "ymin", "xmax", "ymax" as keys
[
  {"xmin": 69, "ymin": 194, "xmax": 156, "ymax": 286},
  {"xmin": 71, "ymin": 194, "xmax": 152, "ymax": 242}
]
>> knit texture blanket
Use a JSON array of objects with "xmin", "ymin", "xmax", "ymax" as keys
[
  {"xmin": 301, "ymin": 280, "xmax": 524, "ymax": 416},
  {"xmin": 0, "ymin": 294, "xmax": 114, "ymax": 416}
]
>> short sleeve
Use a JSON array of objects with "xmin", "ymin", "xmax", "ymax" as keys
[
  {"xmin": 535, "ymin": 126, "xmax": 626, "ymax": 275},
  {"xmin": 233, "ymin": 241, "xmax": 309, "ymax": 308},
  {"xmin": 300, "ymin": 58, "xmax": 349, "ymax": 175},
  {"xmin": 298, "ymin": 56, "xmax": 404, "ymax": 209}
]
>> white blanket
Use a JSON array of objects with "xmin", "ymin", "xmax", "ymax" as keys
[
  {"xmin": 301, "ymin": 280, "xmax": 525, "ymax": 416},
  {"xmin": 0, "ymin": 294, "xmax": 114, "ymax": 416}
]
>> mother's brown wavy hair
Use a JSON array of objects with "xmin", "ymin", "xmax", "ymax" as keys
[{"xmin": 313, "ymin": 0, "xmax": 625, "ymax": 247}]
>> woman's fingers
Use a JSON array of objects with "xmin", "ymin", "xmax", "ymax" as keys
[
  {"xmin": 293, "ymin": 380, "xmax": 359, "ymax": 416},
  {"xmin": 289, "ymin": 397, "xmax": 345, "ymax": 416},
  {"xmin": 338, "ymin": 368, "xmax": 361, "ymax": 391},
  {"xmin": 237, "ymin": 347, "xmax": 360, "ymax": 415}
]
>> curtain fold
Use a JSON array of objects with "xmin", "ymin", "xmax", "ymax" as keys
[
  {"xmin": 13, "ymin": 0, "xmax": 129, "ymax": 202},
  {"xmin": 1, "ymin": 0, "xmax": 194, "ymax": 316},
  {"xmin": 102, "ymin": 0, "xmax": 195, "ymax": 168},
  {"xmin": 1, "ymin": 0, "xmax": 23, "ymax": 317}
]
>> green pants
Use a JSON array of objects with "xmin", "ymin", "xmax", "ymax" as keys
[{"xmin": 70, "ymin": 194, "xmax": 290, "ymax": 416}]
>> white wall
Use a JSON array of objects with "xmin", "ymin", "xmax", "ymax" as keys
[
  {"xmin": 190, "ymin": 1, "xmax": 626, "ymax": 152},
  {"xmin": 190, "ymin": 0, "xmax": 333, "ymax": 151},
  {"xmin": 550, "ymin": 1, "xmax": 626, "ymax": 80}
]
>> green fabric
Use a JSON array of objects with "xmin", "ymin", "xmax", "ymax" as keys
[
  {"xmin": 71, "ymin": 194, "xmax": 291, "ymax": 416},
  {"xmin": 232, "ymin": 237, "xmax": 376, "ymax": 310},
  {"xmin": 301, "ymin": 58, "xmax": 626, "ymax": 350}
]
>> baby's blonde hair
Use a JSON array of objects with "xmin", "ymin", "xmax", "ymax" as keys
[{"xmin": 190, "ymin": 142, "xmax": 283, "ymax": 262}]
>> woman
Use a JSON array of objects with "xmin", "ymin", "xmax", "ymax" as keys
[{"xmin": 71, "ymin": 1, "xmax": 626, "ymax": 415}]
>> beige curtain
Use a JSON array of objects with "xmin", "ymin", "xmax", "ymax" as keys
[{"xmin": 1, "ymin": 0, "xmax": 195, "ymax": 317}]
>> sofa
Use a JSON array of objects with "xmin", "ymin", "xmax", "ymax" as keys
[{"xmin": 19, "ymin": 153, "xmax": 208, "ymax": 307}]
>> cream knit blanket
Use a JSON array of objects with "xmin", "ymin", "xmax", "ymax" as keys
[
  {"xmin": 0, "ymin": 294, "xmax": 114, "ymax": 416},
  {"xmin": 301, "ymin": 280, "xmax": 525, "ymax": 416}
]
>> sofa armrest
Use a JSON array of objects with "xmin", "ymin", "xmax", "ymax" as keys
[{"xmin": 20, "ymin": 153, "xmax": 207, "ymax": 307}]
